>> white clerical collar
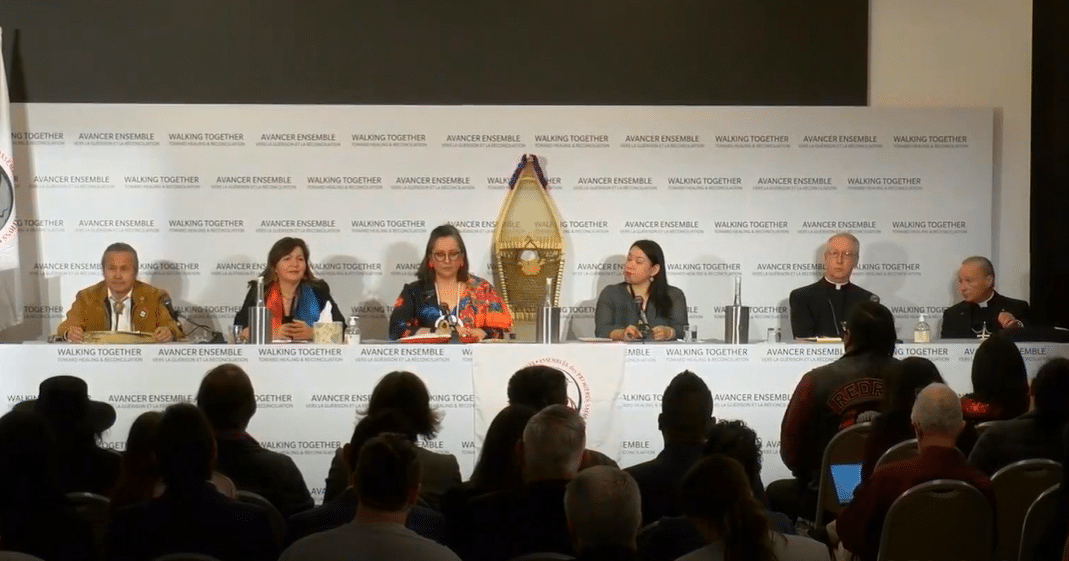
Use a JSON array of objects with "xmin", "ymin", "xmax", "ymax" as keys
[
  {"xmin": 825, "ymin": 277, "xmax": 848, "ymax": 291},
  {"xmin": 976, "ymin": 292, "xmax": 995, "ymax": 308}
]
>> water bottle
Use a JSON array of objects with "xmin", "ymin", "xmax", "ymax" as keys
[
  {"xmin": 345, "ymin": 315, "xmax": 361, "ymax": 345},
  {"xmin": 247, "ymin": 276, "xmax": 271, "ymax": 344},
  {"xmin": 913, "ymin": 314, "xmax": 931, "ymax": 343}
]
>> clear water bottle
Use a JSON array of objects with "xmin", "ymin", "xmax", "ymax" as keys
[
  {"xmin": 345, "ymin": 315, "xmax": 361, "ymax": 345},
  {"xmin": 913, "ymin": 314, "xmax": 931, "ymax": 343}
]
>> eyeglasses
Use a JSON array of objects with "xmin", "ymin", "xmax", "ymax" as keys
[
  {"xmin": 432, "ymin": 251, "xmax": 464, "ymax": 263},
  {"xmin": 825, "ymin": 250, "xmax": 857, "ymax": 261}
]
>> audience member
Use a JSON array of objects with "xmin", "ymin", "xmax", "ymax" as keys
[
  {"xmin": 770, "ymin": 301, "xmax": 898, "ymax": 520},
  {"xmin": 565, "ymin": 466, "xmax": 643, "ymax": 561},
  {"xmin": 969, "ymin": 357, "xmax": 1069, "ymax": 474},
  {"xmin": 107, "ymin": 403, "xmax": 277, "ymax": 561},
  {"xmin": 440, "ymin": 404, "xmax": 538, "ymax": 530},
  {"xmin": 285, "ymin": 409, "xmax": 445, "ymax": 545},
  {"xmin": 280, "ymin": 433, "xmax": 461, "ymax": 561},
  {"xmin": 110, "ymin": 411, "xmax": 164, "ymax": 511},
  {"xmin": 960, "ymin": 335, "xmax": 1029, "ymax": 424},
  {"xmin": 323, "ymin": 370, "xmax": 461, "ymax": 506},
  {"xmin": 452, "ymin": 404, "xmax": 587, "ymax": 561},
  {"xmin": 639, "ymin": 420, "xmax": 794, "ymax": 561},
  {"xmin": 677, "ymin": 455, "xmax": 829, "ymax": 561},
  {"xmin": 507, "ymin": 365, "xmax": 618, "ymax": 469},
  {"xmin": 834, "ymin": 383, "xmax": 995, "ymax": 561},
  {"xmin": 14, "ymin": 375, "xmax": 121, "ymax": 495},
  {"xmin": 196, "ymin": 363, "xmax": 314, "ymax": 517},
  {"xmin": 0, "ymin": 410, "xmax": 94, "ymax": 561},
  {"xmin": 626, "ymin": 371, "xmax": 714, "ymax": 525},
  {"xmin": 860, "ymin": 357, "xmax": 945, "ymax": 481}
]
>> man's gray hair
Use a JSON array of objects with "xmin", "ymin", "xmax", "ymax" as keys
[
  {"xmin": 911, "ymin": 383, "xmax": 964, "ymax": 434},
  {"xmin": 827, "ymin": 232, "xmax": 860, "ymax": 254},
  {"xmin": 962, "ymin": 256, "xmax": 995, "ymax": 279},
  {"xmin": 565, "ymin": 466, "xmax": 641, "ymax": 550},
  {"xmin": 522, "ymin": 404, "xmax": 586, "ymax": 479}
]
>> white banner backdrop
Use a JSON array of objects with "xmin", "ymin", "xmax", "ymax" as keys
[
  {"xmin": 6, "ymin": 105, "xmax": 993, "ymax": 343},
  {"xmin": 471, "ymin": 344, "xmax": 626, "ymax": 459}
]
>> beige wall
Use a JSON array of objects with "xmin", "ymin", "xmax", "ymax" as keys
[{"xmin": 870, "ymin": 0, "xmax": 1032, "ymax": 298}]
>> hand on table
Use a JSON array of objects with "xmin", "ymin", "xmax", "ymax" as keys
[
  {"xmin": 153, "ymin": 326, "xmax": 174, "ymax": 343},
  {"xmin": 651, "ymin": 326, "xmax": 675, "ymax": 341},
  {"xmin": 65, "ymin": 326, "xmax": 85, "ymax": 343},
  {"xmin": 997, "ymin": 312, "xmax": 1023, "ymax": 329},
  {"xmin": 279, "ymin": 320, "xmax": 313, "ymax": 341}
]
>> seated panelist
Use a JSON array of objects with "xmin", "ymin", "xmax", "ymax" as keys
[
  {"xmin": 594, "ymin": 240, "xmax": 687, "ymax": 341},
  {"xmin": 57, "ymin": 242, "xmax": 182, "ymax": 343},
  {"xmin": 389, "ymin": 224, "xmax": 512, "ymax": 341},
  {"xmin": 233, "ymin": 237, "xmax": 344, "ymax": 342},
  {"xmin": 789, "ymin": 232, "xmax": 877, "ymax": 338},
  {"xmin": 940, "ymin": 255, "xmax": 1029, "ymax": 339}
]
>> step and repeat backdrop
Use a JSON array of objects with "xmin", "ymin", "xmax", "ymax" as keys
[{"xmin": 7, "ymin": 105, "xmax": 993, "ymax": 342}]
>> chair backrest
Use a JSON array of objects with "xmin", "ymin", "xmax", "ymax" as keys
[
  {"xmin": 976, "ymin": 421, "xmax": 998, "ymax": 436},
  {"xmin": 815, "ymin": 422, "xmax": 872, "ymax": 525},
  {"xmin": 1018, "ymin": 483, "xmax": 1061, "ymax": 561},
  {"xmin": 508, "ymin": 554, "xmax": 576, "ymax": 561},
  {"xmin": 873, "ymin": 438, "xmax": 919, "ymax": 472},
  {"xmin": 877, "ymin": 479, "xmax": 993, "ymax": 561},
  {"xmin": 151, "ymin": 554, "xmax": 224, "ymax": 561},
  {"xmin": 991, "ymin": 459, "xmax": 1062, "ymax": 561},
  {"xmin": 65, "ymin": 491, "xmax": 111, "ymax": 560},
  {"xmin": 235, "ymin": 490, "xmax": 285, "ymax": 545},
  {"xmin": 0, "ymin": 553, "xmax": 50, "ymax": 561}
]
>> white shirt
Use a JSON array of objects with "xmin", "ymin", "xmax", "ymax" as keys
[{"xmin": 108, "ymin": 290, "xmax": 132, "ymax": 332}]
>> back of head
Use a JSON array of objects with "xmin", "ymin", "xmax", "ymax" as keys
[
  {"xmin": 844, "ymin": 300, "xmax": 897, "ymax": 357},
  {"xmin": 356, "ymin": 433, "xmax": 421, "ymax": 512},
  {"xmin": 196, "ymin": 363, "xmax": 256, "ymax": 431},
  {"xmin": 659, "ymin": 371, "xmax": 713, "ymax": 441},
  {"xmin": 884, "ymin": 357, "xmax": 945, "ymax": 413},
  {"xmin": 508, "ymin": 365, "xmax": 568, "ymax": 409},
  {"xmin": 368, "ymin": 371, "xmax": 440, "ymax": 440},
  {"xmin": 970, "ymin": 335, "xmax": 1029, "ymax": 417},
  {"xmin": 470, "ymin": 404, "xmax": 539, "ymax": 492},
  {"xmin": 703, "ymin": 420, "xmax": 762, "ymax": 487},
  {"xmin": 679, "ymin": 455, "xmax": 776, "ymax": 561},
  {"xmin": 522, "ymin": 404, "xmax": 586, "ymax": 480},
  {"xmin": 157, "ymin": 403, "xmax": 215, "ymax": 488},
  {"xmin": 1032, "ymin": 358, "xmax": 1069, "ymax": 427},
  {"xmin": 0, "ymin": 410, "xmax": 62, "ymax": 509},
  {"xmin": 911, "ymin": 383, "xmax": 964, "ymax": 438},
  {"xmin": 565, "ymin": 466, "xmax": 641, "ymax": 551},
  {"xmin": 347, "ymin": 409, "xmax": 417, "ymax": 476}
]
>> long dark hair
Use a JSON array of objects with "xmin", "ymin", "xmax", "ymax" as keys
[
  {"xmin": 367, "ymin": 371, "xmax": 441, "ymax": 440},
  {"xmin": 416, "ymin": 224, "xmax": 470, "ymax": 285},
  {"xmin": 260, "ymin": 237, "xmax": 320, "ymax": 286},
  {"xmin": 111, "ymin": 411, "xmax": 163, "ymax": 510},
  {"xmin": 844, "ymin": 300, "xmax": 897, "ymax": 357},
  {"xmin": 969, "ymin": 335, "xmax": 1029, "ymax": 418},
  {"xmin": 882, "ymin": 357, "xmax": 945, "ymax": 413},
  {"xmin": 679, "ymin": 454, "xmax": 779, "ymax": 561},
  {"xmin": 469, "ymin": 405, "xmax": 538, "ymax": 493},
  {"xmin": 1031, "ymin": 358, "xmax": 1069, "ymax": 430},
  {"xmin": 630, "ymin": 240, "xmax": 672, "ymax": 315}
]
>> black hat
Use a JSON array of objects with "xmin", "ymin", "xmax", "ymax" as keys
[{"xmin": 14, "ymin": 375, "xmax": 116, "ymax": 434}]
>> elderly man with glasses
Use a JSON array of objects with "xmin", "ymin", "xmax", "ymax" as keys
[{"xmin": 788, "ymin": 232, "xmax": 879, "ymax": 339}]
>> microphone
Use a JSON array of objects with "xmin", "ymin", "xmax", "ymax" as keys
[
  {"xmin": 162, "ymin": 296, "xmax": 225, "ymax": 344},
  {"xmin": 827, "ymin": 297, "xmax": 841, "ymax": 336},
  {"xmin": 438, "ymin": 303, "xmax": 460, "ymax": 343},
  {"xmin": 634, "ymin": 296, "xmax": 651, "ymax": 339}
]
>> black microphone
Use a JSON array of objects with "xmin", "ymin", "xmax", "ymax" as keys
[
  {"xmin": 634, "ymin": 296, "xmax": 651, "ymax": 339},
  {"xmin": 827, "ymin": 297, "xmax": 841, "ymax": 336},
  {"xmin": 162, "ymin": 296, "xmax": 225, "ymax": 344},
  {"xmin": 439, "ymin": 303, "xmax": 460, "ymax": 343}
]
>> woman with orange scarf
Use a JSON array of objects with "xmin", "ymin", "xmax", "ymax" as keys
[{"xmin": 234, "ymin": 237, "xmax": 344, "ymax": 341}]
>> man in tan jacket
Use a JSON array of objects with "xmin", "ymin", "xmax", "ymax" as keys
[{"xmin": 57, "ymin": 242, "xmax": 181, "ymax": 342}]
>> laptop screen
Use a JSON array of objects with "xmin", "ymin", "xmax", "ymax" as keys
[{"xmin": 829, "ymin": 463, "xmax": 863, "ymax": 505}]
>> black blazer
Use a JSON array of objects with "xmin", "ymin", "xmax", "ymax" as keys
[
  {"xmin": 789, "ymin": 278, "xmax": 876, "ymax": 338},
  {"xmin": 233, "ymin": 279, "xmax": 344, "ymax": 327},
  {"xmin": 939, "ymin": 291, "xmax": 1030, "ymax": 339}
]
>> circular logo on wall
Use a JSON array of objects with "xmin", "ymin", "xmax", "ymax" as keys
[
  {"xmin": 522, "ymin": 356, "xmax": 592, "ymax": 419},
  {"xmin": 0, "ymin": 164, "xmax": 12, "ymax": 233}
]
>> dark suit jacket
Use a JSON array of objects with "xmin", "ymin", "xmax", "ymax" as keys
[
  {"xmin": 625, "ymin": 443, "xmax": 704, "ymax": 525},
  {"xmin": 107, "ymin": 481, "xmax": 278, "ymax": 561},
  {"xmin": 450, "ymin": 479, "xmax": 573, "ymax": 561},
  {"xmin": 57, "ymin": 280, "xmax": 182, "ymax": 339},
  {"xmin": 940, "ymin": 291, "xmax": 1030, "ymax": 339},
  {"xmin": 214, "ymin": 430, "xmax": 314, "ymax": 518},
  {"xmin": 789, "ymin": 278, "xmax": 876, "ymax": 338},
  {"xmin": 284, "ymin": 487, "xmax": 446, "ymax": 546},
  {"xmin": 323, "ymin": 445, "xmax": 461, "ymax": 507},
  {"xmin": 233, "ymin": 279, "xmax": 344, "ymax": 327}
]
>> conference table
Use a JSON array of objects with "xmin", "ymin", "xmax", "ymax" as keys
[{"xmin": 2, "ymin": 339, "xmax": 1064, "ymax": 504}]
